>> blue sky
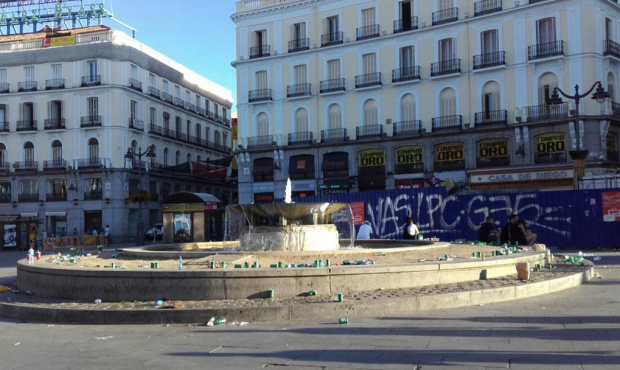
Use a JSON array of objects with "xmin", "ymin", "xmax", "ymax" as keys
[{"xmin": 107, "ymin": 0, "xmax": 238, "ymax": 111}]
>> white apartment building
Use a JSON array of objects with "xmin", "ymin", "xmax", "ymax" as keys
[
  {"xmin": 0, "ymin": 26, "xmax": 234, "ymax": 247},
  {"xmin": 232, "ymin": 0, "xmax": 620, "ymax": 204}
]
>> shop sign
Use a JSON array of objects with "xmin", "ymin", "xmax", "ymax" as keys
[
  {"xmin": 607, "ymin": 133, "xmax": 618, "ymax": 151},
  {"xmin": 319, "ymin": 187, "xmax": 349, "ymax": 195},
  {"xmin": 396, "ymin": 147, "xmax": 423, "ymax": 165},
  {"xmin": 536, "ymin": 133, "xmax": 565, "ymax": 153},
  {"xmin": 163, "ymin": 204, "xmax": 204, "ymax": 213},
  {"xmin": 435, "ymin": 143, "xmax": 464, "ymax": 163},
  {"xmin": 204, "ymin": 202, "xmax": 219, "ymax": 211},
  {"xmin": 395, "ymin": 179, "xmax": 424, "ymax": 189},
  {"xmin": 351, "ymin": 202, "xmax": 365, "ymax": 225},
  {"xmin": 478, "ymin": 139, "xmax": 509, "ymax": 159},
  {"xmin": 359, "ymin": 150, "xmax": 385, "ymax": 167},
  {"xmin": 471, "ymin": 169, "xmax": 574, "ymax": 184},
  {"xmin": 0, "ymin": 216, "xmax": 18, "ymax": 222},
  {"xmin": 254, "ymin": 193, "xmax": 274, "ymax": 203},
  {"xmin": 42, "ymin": 35, "xmax": 76, "ymax": 48},
  {"xmin": 602, "ymin": 192, "xmax": 620, "ymax": 222}
]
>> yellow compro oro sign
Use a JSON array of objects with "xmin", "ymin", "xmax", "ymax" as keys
[
  {"xmin": 435, "ymin": 142, "xmax": 464, "ymax": 163},
  {"xmin": 536, "ymin": 133, "xmax": 566, "ymax": 153},
  {"xmin": 359, "ymin": 149, "xmax": 385, "ymax": 167},
  {"xmin": 42, "ymin": 35, "xmax": 76, "ymax": 48},
  {"xmin": 607, "ymin": 132, "xmax": 618, "ymax": 152},
  {"xmin": 163, "ymin": 204, "xmax": 204, "ymax": 213},
  {"xmin": 396, "ymin": 147, "xmax": 423, "ymax": 165},
  {"xmin": 478, "ymin": 139, "xmax": 509, "ymax": 159}
]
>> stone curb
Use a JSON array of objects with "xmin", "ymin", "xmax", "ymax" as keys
[{"xmin": 0, "ymin": 263, "xmax": 594, "ymax": 325}]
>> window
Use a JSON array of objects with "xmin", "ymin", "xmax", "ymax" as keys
[
  {"xmin": 163, "ymin": 112, "xmax": 170, "ymax": 130},
  {"xmin": 439, "ymin": 0, "xmax": 454, "ymax": 11},
  {"xmin": 327, "ymin": 60, "xmax": 340, "ymax": 80},
  {"xmin": 185, "ymin": 90, "xmax": 191, "ymax": 103},
  {"xmin": 292, "ymin": 22, "xmax": 306, "ymax": 41},
  {"xmin": 205, "ymin": 127, "xmax": 210, "ymax": 141},
  {"xmin": 481, "ymin": 30, "xmax": 499, "ymax": 54},
  {"xmin": 0, "ymin": 143, "xmax": 5, "ymax": 165},
  {"xmin": 363, "ymin": 99, "xmax": 378, "ymax": 126},
  {"xmin": 21, "ymin": 102, "xmax": 34, "ymax": 122},
  {"xmin": 326, "ymin": 16, "xmax": 339, "ymax": 35},
  {"xmin": 295, "ymin": 108, "xmax": 308, "ymax": 133},
  {"xmin": 222, "ymin": 108, "xmax": 228, "ymax": 121},
  {"xmin": 537, "ymin": 18, "xmax": 556, "ymax": 45},
  {"xmin": 399, "ymin": 1, "xmax": 413, "ymax": 25},
  {"xmin": 362, "ymin": 8, "xmax": 376, "ymax": 28},
  {"xmin": 84, "ymin": 178, "xmax": 102, "ymax": 199},
  {"xmin": 328, "ymin": 104, "xmax": 342, "ymax": 129},
  {"xmin": 51, "ymin": 64, "xmax": 62, "ymax": 79},
  {"xmin": 538, "ymin": 73, "xmax": 559, "ymax": 105},
  {"xmin": 130, "ymin": 64, "xmax": 138, "ymax": 80},
  {"xmin": 175, "ymin": 150, "xmax": 181, "ymax": 165},
  {"xmin": 214, "ymin": 131, "xmax": 221, "ymax": 145},
  {"xmin": 400, "ymin": 94, "xmax": 416, "ymax": 122},
  {"xmin": 196, "ymin": 124, "xmax": 202, "ymax": 141},
  {"xmin": 255, "ymin": 30, "xmax": 267, "ymax": 48},
  {"xmin": 175, "ymin": 117, "xmax": 182, "ymax": 133},
  {"xmin": 163, "ymin": 148, "xmax": 169, "ymax": 166},
  {"xmin": 149, "ymin": 73, "xmax": 156, "ymax": 88},
  {"xmin": 175, "ymin": 85, "xmax": 181, "ymax": 98},
  {"xmin": 400, "ymin": 46, "xmax": 415, "ymax": 69},
  {"xmin": 196, "ymin": 95, "xmax": 201, "ymax": 108},
  {"xmin": 19, "ymin": 180, "xmax": 39, "ymax": 196},
  {"xmin": 88, "ymin": 97, "xmax": 98, "ymax": 118},
  {"xmin": 24, "ymin": 66, "xmax": 35, "ymax": 82},
  {"xmin": 0, "ymin": 69, "xmax": 6, "ymax": 84},
  {"xmin": 440, "ymin": 88, "xmax": 457, "ymax": 116},
  {"xmin": 362, "ymin": 53, "xmax": 377, "ymax": 75},
  {"xmin": 205, "ymin": 99, "xmax": 210, "ymax": 113},
  {"xmin": 439, "ymin": 38, "xmax": 455, "ymax": 62},
  {"xmin": 214, "ymin": 103, "xmax": 219, "ymax": 116},
  {"xmin": 47, "ymin": 179, "xmax": 67, "ymax": 198},
  {"xmin": 150, "ymin": 108, "xmax": 156, "ymax": 126},
  {"xmin": 52, "ymin": 140, "xmax": 62, "ymax": 163},
  {"xmin": 24, "ymin": 142, "xmax": 34, "ymax": 163},
  {"xmin": 256, "ymin": 113, "xmax": 269, "ymax": 136},
  {"xmin": 608, "ymin": 72, "xmax": 615, "ymax": 102},
  {"xmin": 130, "ymin": 100, "xmax": 137, "ymax": 120},
  {"xmin": 482, "ymin": 82, "xmax": 501, "ymax": 114},
  {"xmin": 88, "ymin": 138, "xmax": 99, "ymax": 162},
  {"xmin": 186, "ymin": 120, "xmax": 191, "ymax": 136},
  {"xmin": 0, "ymin": 105, "xmax": 8, "ymax": 130},
  {"xmin": 223, "ymin": 133, "xmax": 228, "ymax": 147},
  {"xmin": 294, "ymin": 65, "xmax": 307, "ymax": 85},
  {"xmin": 163, "ymin": 80, "xmax": 169, "ymax": 93},
  {"xmin": 187, "ymin": 153, "xmax": 192, "ymax": 163}
]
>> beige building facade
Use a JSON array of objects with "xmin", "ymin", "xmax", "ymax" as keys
[{"xmin": 232, "ymin": 0, "xmax": 620, "ymax": 204}]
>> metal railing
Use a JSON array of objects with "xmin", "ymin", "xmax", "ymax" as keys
[
  {"xmin": 392, "ymin": 66, "xmax": 421, "ymax": 83},
  {"xmin": 129, "ymin": 78, "xmax": 142, "ymax": 91},
  {"xmin": 0, "ymin": 193, "xmax": 10, "ymax": 203},
  {"xmin": 130, "ymin": 118, "xmax": 144, "ymax": 130},
  {"xmin": 473, "ymin": 51, "xmax": 506, "ymax": 69},
  {"xmin": 249, "ymin": 89, "xmax": 273, "ymax": 102},
  {"xmin": 0, "ymin": 162, "xmax": 9, "ymax": 172},
  {"xmin": 432, "ymin": 115, "xmax": 463, "ymax": 131},
  {"xmin": 0, "ymin": 83, "xmax": 8, "ymax": 93},
  {"xmin": 18, "ymin": 81, "xmax": 37, "ymax": 92},
  {"xmin": 604, "ymin": 40, "xmax": 620, "ymax": 58},
  {"xmin": 76, "ymin": 158, "xmax": 105, "ymax": 169},
  {"xmin": 185, "ymin": 102, "xmax": 196, "ymax": 112},
  {"xmin": 149, "ymin": 124, "xmax": 163, "ymax": 135},
  {"xmin": 357, "ymin": 24, "xmax": 380, "ymax": 40},
  {"xmin": 321, "ymin": 128, "xmax": 348, "ymax": 143},
  {"xmin": 196, "ymin": 106, "xmax": 206, "ymax": 116},
  {"xmin": 474, "ymin": 0, "xmax": 502, "ymax": 16},
  {"xmin": 526, "ymin": 103, "xmax": 569, "ymax": 122},
  {"xmin": 612, "ymin": 101, "xmax": 620, "ymax": 117},
  {"xmin": 16, "ymin": 120, "xmax": 37, "ymax": 131},
  {"xmin": 288, "ymin": 131, "xmax": 313, "ymax": 145},
  {"xmin": 250, "ymin": 45, "xmax": 271, "ymax": 59},
  {"xmin": 45, "ymin": 78, "xmax": 65, "ymax": 90},
  {"xmin": 321, "ymin": 32, "xmax": 343, "ymax": 47},
  {"xmin": 431, "ymin": 59, "xmax": 461, "ymax": 76},
  {"xmin": 18, "ymin": 194, "xmax": 39, "ymax": 202},
  {"xmin": 148, "ymin": 86, "xmax": 160, "ymax": 98},
  {"xmin": 475, "ymin": 110, "xmax": 507, "ymax": 126},
  {"xmin": 161, "ymin": 92, "xmax": 173, "ymax": 103},
  {"xmin": 0, "ymin": 123, "xmax": 8, "ymax": 133},
  {"xmin": 14, "ymin": 161, "xmax": 38, "ymax": 172},
  {"xmin": 173, "ymin": 97, "xmax": 185, "ymax": 107},
  {"xmin": 432, "ymin": 8, "xmax": 458, "ymax": 25},
  {"xmin": 529, "ymin": 0, "xmax": 549, "ymax": 3},
  {"xmin": 43, "ymin": 160, "xmax": 67, "ymax": 171},
  {"xmin": 355, "ymin": 73, "xmax": 382, "ymax": 88},
  {"xmin": 81, "ymin": 75, "xmax": 101, "ymax": 86},
  {"xmin": 247, "ymin": 135, "xmax": 274, "ymax": 149},
  {"xmin": 287, "ymin": 83, "xmax": 312, "ymax": 98},
  {"xmin": 394, "ymin": 17, "xmax": 418, "ymax": 33},
  {"xmin": 46, "ymin": 193, "xmax": 67, "ymax": 202},
  {"xmin": 528, "ymin": 40, "xmax": 564, "ymax": 60},
  {"xmin": 81, "ymin": 116, "xmax": 102, "ymax": 127},
  {"xmin": 393, "ymin": 120, "xmax": 422, "ymax": 136},
  {"xmin": 44, "ymin": 118, "xmax": 65, "ymax": 130},
  {"xmin": 535, "ymin": 152, "xmax": 567, "ymax": 164},
  {"xmin": 320, "ymin": 78, "xmax": 346, "ymax": 93},
  {"xmin": 356, "ymin": 124, "xmax": 384, "ymax": 139},
  {"xmin": 288, "ymin": 38, "xmax": 310, "ymax": 53},
  {"xmin": 84, "ymin": 191, "xmax": 103, "ymax": 201}
]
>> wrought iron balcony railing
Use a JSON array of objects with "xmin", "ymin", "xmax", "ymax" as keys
[
  {"xmin": 321, "ymin": 128, "xmax": 348, "ymax": 143},
  {"xmin": 287, "ymin": 83, "xmax": 312, "ymax": 98},
  {"xmin": 129, "ymin": 78, "xmax": 142, "ymax": 91},
  {"xmin": 288, "ymin": 38, "xmax": 310, "ymax": 53},
  {"xmin": 45, "ymin": 78, "xmax": 65, "ymax": 90},
  {"xmin": 43, "ymin": 160, "xmax": 67, "ymax": 171},
  {"xmin": 432, "ymin": 8, "xmax": 458, "ymax": 26},
  {"xmin": 44, "ymin": 118, "xmax": 65, "ymax": 130},
  {"xmin": 46, "ymin": 193, "xmax": 67, "ymax": 202},
  {"xmin": 18, "ymin": 194, "xmax": 39, "ymax": 202},
  {"xmin": 161, "ymin": 92, "xmax": 173, "ymax": 103},
  {"xmin": 431, "ymin": 59, "xmax": 461, "ymax": 76},
  {"xmin": 474, "ymin": 0, "xmax": 503, "ymax": 16},
  {"xmin": 320, "ymin": 78, "xmax": 345, "ymax": 94},
  {"xmin": 148, "ymin": 86, "xmax": 160, "ymax": 98},
  {"xmin": 84, "ymin": 191, "xmax": 103, "ymax": 201},
  {"xmin": 76, "ymin": 158, "xmax": 105, "ymax": 169},
  {"xmin": 249, "ymin": 89, "xmax": 273, "ymax": 102},
  {"xmin": 394, "ymin": 17, "xmax": 418, "ymax": 33},
  {"xmin": 0, "ymin": 83, "xmax": 8, "ymax": 93},
  {"xmin": 14, "ymin": 161, "xmax": 38, "ymax": 172},
  {"xmin": 604, "ymin": 40, "xmax": 620, "ymax": 58},
  {"xmin": 16, "ymin": 120, "xmax": 37, "ymax": 131},
  {"xmin": 356, "ymin": 24, "xmax": 380, "ymax": 40},
  {"xmin": 173, "ymin": 97, "xmax": 184, "ymax": 107},
  {"xmin": 355, "ymin": 73, "xmax": 382, "ymax": 89},
  {"xmin": 356, "ymin": 124, "xmax": 384, "ymax": 139},
  {"xmin": 129, "ymin": 118, "xmax": 144, "ymax": 130},
  {"xmin": 81, "ymin": 75, "xmax": 101, "ymax": 86},
  {"xmin": 432, "ymin": 115, "xmax": 463, "ymax": 131},
  {"xmin": 528, "ymin": 40, "xmax": 564, "ymax": 60},
  {"xmin": 18, "ymin": 81, "xmax": 37, "ymax": 92},
  {"xmin": 526, "ymin": 103, "xmax": 569, "ymax": 122},
  {"xmin": 475, "ymin": 110, "xmax": 507, "ymax": 126},
  {"xmin": 81, "ymin": 116, "xmax": 102, "ymax": 127},
  {"xmin": 473, "ymin": 51, "xmax": 506, "ymax": 69},
  {"xmin": 321, "ymin": 32, "xmax": 343, "ymax": 47},
  {"xmin": 393, "ymin": 120, "xmax": 422, "ymax": 137},
  {"xmin": 250, "ymin": 45, "xmax": 271, "ymax": 59},
  {"xmin": 288, "ymin": 131, "xmax": 313, "ymax": 145},
  {"xmin": 247, "ymin": 135, "xmax": 274, "ymax": 149},
  {"xmin": 392, "ymin": 66, "xmax": 421, "ymax": 83}
]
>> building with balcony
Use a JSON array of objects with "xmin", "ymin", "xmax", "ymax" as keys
[
  {"xmin": 0, "ymin": 26, "xmax": 234, "ymax": 245},
  {"xmin": 231, "ymin": 0, "xmax": 620, "ymax": 203}
]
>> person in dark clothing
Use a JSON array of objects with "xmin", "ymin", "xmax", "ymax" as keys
[
  {"xmin": 477, "ymin": 216, "xmax": 499, "ymax": 243},
  {"xmin": 402, "ymin": 217, "xmax": 414, "ymax": 240},
  {"xmin": 501, "ymin": 214, "xmax": 528, "ymax": 245}
]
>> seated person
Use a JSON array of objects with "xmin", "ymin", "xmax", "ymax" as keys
[
  {"xmin": 477, "ymin": 216, "xmax": 499, "ymax": 244},
  {"xmin": 501, "ymin": 214, "xmax": 528, "ymax": 245}
]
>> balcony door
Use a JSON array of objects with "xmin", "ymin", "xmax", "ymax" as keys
[
  {"xmin": 327, "ymin": 60, "xmax": 340, "ymax": 80},
  {"xmin": 21, "ymin": 103, "xmax": 34, "ymax": 122},
  {"xmin": 294, "ymin": 65, "xmax": 307, "ymax": 85},
  {"xmin": 24, "ymin": 66, "xmax": 35, "ymax": 82},
  {"xmin": 400, "ymin": 1, "xmax": 412, "ymax": 28},
  {"xmin": 52, "ymin": 141, "xmax": 62, "ymax": 163},
  {"xmin": 255, "ymin": 30, "xmax": 267, "ymax": 49},
  {"xmin": 51, "ymin": 64, "xmax": 62, "ymax": 80},
  {"xmin": 256, "ymin": 71, "xmax": 268, "ymax": 90},
  {"xmin": 88, "ymin": 97, "xmax": 98, "ymax": 118},
  {"xmin": 88, "ymin": 139, "xmax": 99, "ymax": 163},
  {"xmin": 326, "ymin": 16, "xmax": 339, "ymax": 39},
  {"xmin": 400, "ymin": 46, "xmax": 415, "ymax": 70},
  {"xmin": 438, "ymin": 0, "xmax": 454, "ymax": 11},
  {"xmin": 363, "ymin": 53, "xmax": 377, "ymax": 75},
  {"xmin": 24, "ymin": 142, "xmax": 34, "ymax": 164},
  {"xmin": 0, "ymin": 105, "xmax": 6, "ymax": 129},
  {"xmin": 440, "ymin": 88, "xmax": 457, "ymax": 117},
  {"xmin": 606, "ymin": 18, "xmax": 613, "ymax": 42},
  {"xmin": 362, "ymin": 8, "xmax": 376, "ymax": 28},
  {"xmin": 439, "ymin": 38, "xmax": 455, "ymax": 62},
  {"xmin": 481, "ymin": 30, "xmax": 498, "ymax": 55},
  {"xmin": 48, "ymin": 100, "xmax": 63, "ymax": 122},
  {"xmin": 537, "ymin": 18, "xmax": 556, "ymax": 45},
  {"xmin": 292, "ymin": 22, "xmax": 306, "ymax": 41},
  {"xmin": 0, "ymin": 69, "xmax": 6, "ymax": 84},
  {"xmin": 87, "ymin": 61, "xmax": 98, "ymax": 77}
]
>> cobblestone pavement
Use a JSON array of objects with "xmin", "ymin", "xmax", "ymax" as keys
[{"xmin": 1, "ymin": 249, "xmax": 619, "ymax": 370}]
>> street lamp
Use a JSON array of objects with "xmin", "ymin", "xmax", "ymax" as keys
[
  {"xmin": 548, "ymin": 82, "xmax": 610, "ymax": 188},
  {"xmin": 124, "ymin": 145, "xmax": 157, "ymax": 246}
]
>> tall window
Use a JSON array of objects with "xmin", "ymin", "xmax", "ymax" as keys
[
  {"xmin": 292, "ymin": 22, "xmax": 306, "ymax": 41},
  {"xmin": 196, "ymin": 95, "xmax": 201, "ymax": 109},
  {"xmin": 130, "ymin": 100, "xmax": 137, "ymax": 120},
  {"xmin": 175, "ymin": 117, "xmax": 181, "ymax": 134},
  {"xmin": 537, "ymin": 18, "xmax": 556, "ymax": 45},
  {"xmin": 482, "ymin": 81, "xmax": 501, "ymax": 114},
  {"xmin": 439, "ymin": 0, "xmax": 454, "ymax": 11},
  {"xmin": 51, "ymin": 64, "xmax": 62, "ymax": 79},
  {"xmin": 205, "ymin": 127, "xmax": 210, "ymax": 141},
  {"xmin": 214, "ymin": 103, "xmax": 219, "ymax": 116},
  {"xmin": 196, "ymin": 124, "xmax": 202, "ymax": 141},
  {"xmin": 399, "ymin": 1, "xmax": 413, "ymax": 25},
  {"xmin": 52, "ymin": 141, "xmax": 62, "ymax": 163},
  {"xmin": 440, "ymin": 88, "xmax": 457, "ymax": 116},
  {"xmin": 163, "ymin": 148, "xmax": 169, "ymax": 166},
  {"xmin": 175, "ymin": 85, "xmax": 181, "ymax": 98},
  {"xmin": 87, "ymin": 60, "xmax": 98, "ymax": 77},
  {"xmin": 439, "ymin": 38, "xmax": 455, "ymax": 62},
  {"xmin": 481, "ymin": 30, "xmax": 499, "ymax": 54},
  {"xmin": 149, "ymin": 73, "xmax": 156, "ymax": 88},
  {"xmin": 295, "ymin": 108, "xmax": 308, "ymax": 133},
  {"xmin": 24, "ymin": 142, "xmax": 34, "ymax": 163},
  {"xmin": 150, "ymin": 107, "xmax": 156, "ymax": 126},
  {"xmin": 400, "ymin": 46, "xmax": 415, "ymax": 69},
  {"xmin": 327, "ymin": 60, "xmax": 340, "ymax": 80},
  {"xmin": 0, "ymin": 105, "xmax": 7, "ymax": 130},
  {"xmin": 362, "ymin": 8, "xmax": 376, "ymax": 28},
  {"xmin": 205, "ymin": 99, "xmax": 211, "ymax": 114},
  {"xmin": 24, "ymin": 66, "xmax": 35, "ymax": 82},
  {"xmin": 223, "ymin": 133, "xmax": 228, "ymax": 147},
  {"xmin": 186, "ymin": 120, "xmax": 191, "ymax": 136},
  {"xmin": 175, "ymin": 150, "xmax": 181, "ymax": 165},
  {"xmin": 214, "ymin": 131, "xmax": 221, "ymax": 145},
  {"xmin": 0, "ymin": 69, "xmax": 6, "ymax": 84},
  {"xmin": 130, "ymin": 64, "xmax": 138, "ymax": 80},
  {"xmin": 400, "ymin": 94, "xmax": 416, "ymax": 122},
  {"xmin": 607, "ymin": 18, "xmax": 613, "ymax": 42},
  {"xmin": 162, "ymin": 80, "xmax": 169, "ymax": 93},
  {"xmin": 362, "ymin": 53, "xmax": 377, "ymax": 75},
  {"xmin": 608, "ymin": 72, "xmax": 615, "ymax": 102},
  {"xmin": 254, "ymin": 30, "xmax": 267, "ymax": 49},
  {"xmin": 222, "ymin": 107, "xmax": 228, "ymax": 121},
  {"xmin": 294, "ymin": 65, "xmax": 307, "ymax": 85},
  {"xmin": 88, "ymin": 97, "xmax": 98, "ymax": 118},
  {"xmin": 328, "ymin": 104, "xmax": 342, "ymax": 129},
  {"xmin": 255, "ymin": 71, "xmax": 267, "ymax": 90},
  {"xmin": 257, "ymin": 112, "xmax": 269, "ymax": 136},
  {"xmin": 326, "ymin": 16, "xmax": 339, "ymax": 42},
  {"xmin": 538, "ymin": 73, "xmax": 559, "ymax": 105},
  {"xmin": 163, "ymin": 113, "xmax": 170, "ymax": 130},
  {"xmin": 363, "ymin": 99, "xmax": 378, "ymax": 126},
  {"xmin": 21, "ymin": 102, "xmax": 34, "ymax": 122},
  {"xmin": 0, "ymin": 143, "xmax": 5, "ymax": 164},
  {"xmin": 88, "ymin": 138, "xmax": 99, "ymax": 162}
]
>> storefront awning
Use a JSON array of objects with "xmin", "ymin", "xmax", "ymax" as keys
[
  {"xmin": 322, "ymin": 152, "xmax": 349, "ymax": 171},
  {"xmin": 46, "ymin": 212, "xmax": 67, "ymax": 217},
  {"xmin": 20, "ymin": 213, "xmax": 38, "ymax": 218},
  {"xmin": 253, "ymin": 158, "xmax": 274, "ymax": 176},
  {"xmin": 289, "ymin": 155, "xmax": 315, "ymax": 174}
]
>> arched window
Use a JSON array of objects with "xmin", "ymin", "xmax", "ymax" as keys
[
  {"xmin": 88, "ymin": 138, "xmax": 99, "ymax": 163},
  {"xmin": 187, "ymin": 153, "xmax": 192, "ymax": 162},
  {"xmin": 256, "ymin": 113, "xmax": 269, "ymax": 136},
  {"xmin": 363, "ymin": 99, "xmax": 378, "ymax": 126},
  {"xmin": 482, "ymin": 81, "xmax": 501, "ymax": 113},
  {"xmin": 0, "ymin": 143, "xmax": 5, "ymax": 165},
  {"xmin": 52, "ymin": 140, "xmax": 62, "ymax": 163},
  {"xmin": 295, "ymin": 108, "xmax": 308, "ymax": 133},
  {"xmin": 24, "ymin": 142, "xmax": 34, "ymax": 163},
  {"xmin": 400, "ymin": 94, "xmax": 416, "ymax": 122},
  {"xmin": 163, "ymin": 148, "xmax": 169, "ymax": 166},
  {"xmin": 537, "ymin": 72, "xmax": 559, "ymax": 105},
  {"xmin": 131, "ymin": 140, "xmax": 138, "ymax": 153},
  {"xmin": 328, "ymin": 104, "xmax": 342, "ymax": 130},
  {"xmin": 197, "ymin": 155, "xmax": 202, "ymax": 162},
  {"xmin": 608, "ymin": 72, "xmax": 615, "ymax": 102},
  {"xmin": 149, "ymin": 145, "xmax": 157, "ymax": 166},
  {"xmin": 175, "ymin": 150, "xmax": 181, "ymax": 165},
  {"xmin": 440, "ymin": 88, "xmax": 457, "ymax": 117}
]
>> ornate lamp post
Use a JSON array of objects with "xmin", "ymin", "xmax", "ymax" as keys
[
  {"xmin": 124, "ymin": 145, "xmax": 156, "ymax": 246},
  {"xmin": 548, "ymin": 82, "xmax": 610, "ymax": 189}
]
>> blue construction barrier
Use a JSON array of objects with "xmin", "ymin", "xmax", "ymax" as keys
[{"xmin": 292, "ymin": 187, "xmax": 620, "ymax": 249}]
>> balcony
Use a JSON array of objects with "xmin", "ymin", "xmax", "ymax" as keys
[
  {"xmin": 0, "ymin": 162, "xmax": 9, "ymax": 172},
  {"xmin": 394, "ymin": 17, "xmax": 418, "ymax": 33},
  {"xmin": 357, "ymin": 24, "xmax": 380, "ymax": 41},
  {"xmin": 288, "ymin": 131, "xmax": 313, "ymax": 145},
  {"xmin": 321, "ymin": 128, "xmax": 348, "ymax": 143},
  {"xmin": 321, "ymin": 32, "xmax": 343, "ymax": 47},
  {"xmin": 173, "ymin": 97, "xmax": 185, "ymax": 107},
  {"xmin": 432, "ymin": 115, "xmax": 463, "ymax": 131},
  {"xmin": 161, "ymin": 92, "xmax": 173, "ymax": 103},
  {"xmin": 44, "ymin": 118, "xmax": 65, "ymax": 130},
  {"xmin": 14, "ymin": 161, "xmax": 38, "ymax": 172},
  {"xmin": 84, "ymin": 191, "xmax": 103, "ymax": 201},
  {"xmin": 185, "ymin": 102, "xmax": 196, "ymax": 112},
  {"xmin": 43, "ymin": 160, "xmax": 67, "ymax": 171},
  {"xmin": 474, "ymin": 0, "xmax": 503, "ymax": 16},
  {"xmin": 535, "ymin": 152, "xmax": 567, "ymax": 165},
  {"xmin": 473, "ymin": 51, "xmax": 506, "ymax": 69},
  {"xmin": 76, "ymin": 158, "xmax": 105, "ymax": 169},
  {"xmin": 320, "ymin": 78, "xmax": 346, "ymax": 94},
  {"xmin": 528, "ymin": 41, "xmax": 564, "ymax": 60},
  {"xmin": 81, "ymin": 75, "xmax": 101, "ymax": 86},
  {"xmin": 288, "ymin": 38, "xmax": 310, "ymax": 53},
  {"xmin": 526, "ymin": 103, "xmax": 569, "ymax": 122},
  {"xmin": 287, "ymin": 83, "xmax": 312, "ymax": 98},
  {"xmin": 0, "ymin": 123, "xmax": 8, "ymax": 133},
  {"xmin": 16, "ymin": 120, "xmax": 37, "ymax": 132},
  {"xmin": 393, "ymin": 120, "xmax": 422, "ymax": 137},
  {"xmin": 248, "ymin": 89, "xmax": 272, "ymax": 102},
  {"xmin": 355, "ymin": 73, "xmax": 382, "ymax": 89},
  {"xmin": 431, "ymin": 59, "xmax": 461, "ymax": 77},
  {"xmin": 247, "ymin": 135, "xmax": 274, "ymax": 149},
  {"xmin": 148, "ymin": 86, "xmax": 160, "ymax": 98},
  {"xmin": 18, "ymin": 194, "xmax": 39, "ymax": 203},
  {"xmin": 129, "ymin": 78, "xmax": 142, "ymax": 92},
  {"xmin": 45, "ymin": 78, "xmax": 65, "ymax": 90},
  {"xmin": 196, "ymin": 106, "xmax": 206, "ymax": 116},
  {"xmin": 432, "ymin": 8, "xmax": 458, "ymax": 26},
  {"xmin": 46, "ymin": 193, "xmax": 67, "ymax": 202},
  {"xmin": 81, "ymin": 116, "xmax": 102, "ymax": 128},
  {"xmin": 0, "ymin": 193, "xmax": 9, "ymax": 203},
  {"xmin": 475, "ymin": 110, "xmax": 507, "ymax": 127},
  {"xmin": 149, "ymin": 124, "xmax": 163, "ymax": 135},
  {"xmin": 129, "ymin": 118, "xmax": 144, "ymax": 131},
  {"xmin": 356, "ymin": 124, "xmax": 384, "ymax": 140},
  {"xmin": 250, "ymin": 45, "xmax": 271, "ymax": 59},
  {"xmin": 0, "ymin": 83, "xmax": 8, "ymax": 93},
  {"xmin": 18, "ymin": 81, "xmax": 37, "ymax": 92},
  {"xmin": 604, "ymin": 40, "xmax": 620, "ymax": 58},
  {"xmin": 392, "ymin": 66, "xmax": 421, "ymax": 83}
]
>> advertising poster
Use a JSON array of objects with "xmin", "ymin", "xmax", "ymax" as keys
[
  {"xmin": 395, "ymin": 146, "xmax": 424, "ymax": 174},
  {"xmin": 173, "ymin": 213, "xmax": 192, "ymax": 243},
  {"xmin": 3, "ymin": 224, "xmax": 16, "ymax": 248},
  {"xmin": 602, "ymin": 192, "xmax": 620, "ymax": 222},
  {"xmin": 351, "ymin": 202, "xmax": 365, "ymax": 225},
  {"xmin": 42, "ymin": 35, "xmax": 76, "ymax": 48},
  {"xmin": 358, "ymin": 150, "xmax": 385, "ymax": 167},
  {"xmin": 536, "ymin": 133, "xmax": 565, "ymax": 153}
]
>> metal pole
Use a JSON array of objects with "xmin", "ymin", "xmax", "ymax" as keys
[{"xmin": 136, "ymin": 150, "xmax": 145, "ymax": 246}]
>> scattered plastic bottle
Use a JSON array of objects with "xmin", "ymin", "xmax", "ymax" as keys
[
  {"xmin": 27, "ymin": 247, "xmax": 35, "ymax": 265},
  {"xmin": 177, "ymin": 256, "xmax": 183, "ymax": 271}
]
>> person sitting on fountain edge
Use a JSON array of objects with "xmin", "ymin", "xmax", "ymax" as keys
[
  {"xmin": 403, "ymin": 217, "xmax": 420, "ymax": 240},
  {"xmin": 477, "ymin": 216, "xmax": 500, "ymax": 244},
  {"xmin": 357, "ymin": 221, "xmax": 373, "ymax": 240}
]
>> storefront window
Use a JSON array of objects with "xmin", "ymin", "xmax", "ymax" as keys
[
  {"xmin": 173, "ymin": 213, "xmax": 192, "ymax": 243},
  {"xmin": 322, "ymin": 152, "xmax": 349, "ymax": 179},
  {"xmin": 476, "ymin": 139, "xmax": 510, "ymax": 168},
  {"xmin": 434, "ymin": 142, "xmax": 465, "ymax": 172},
  {"xmin": 535, "ymin": 133, "xmax": 567, "ymax": 164},
  {"xmin": 46, "ymin": 214, "xmax": 67, "ymax": 237},
  {"xmin": 253, "ymin": 158, "xmax": 274, "ymax": 182},
  {"xmin": 46, "ymin": 179, "xmax": 67, "ymax": 201},
  {"xmin": 19, "ymin": 180, "xmax": 39, "ymax": 202},
  {"xmin": 607, "ymin": 132, "xmax": 619, "ymax": 162},
  {"xmin": 358, "ymin": 150, "xmax": 386, "ymax": 191},
  {"xmin": 84, "ymin": 178, "xmax": 102, "ymax": 200},
  {"xmin": 289, "ymin": 155, "xmax": 315, "ymax": 180},
  {"xmin": 0, "ymin": 182, "xmax": 10, "ymax": 203},
  {"xmin": 395, "ymin": 147, "xmax": 424, "ymax": 174}
]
